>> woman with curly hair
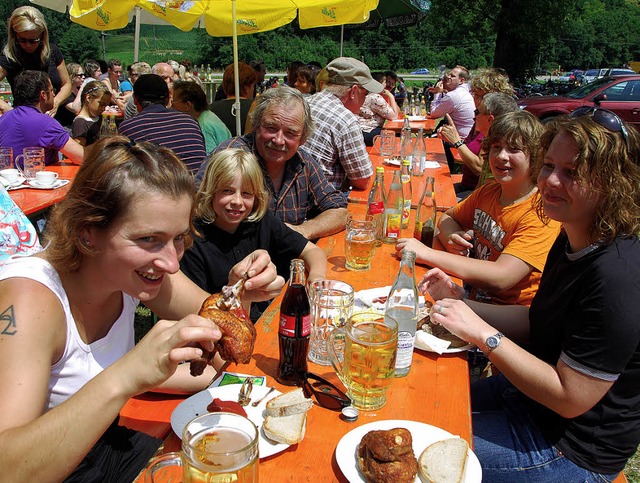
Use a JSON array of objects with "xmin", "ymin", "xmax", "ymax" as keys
[
  {"xmin": 421, "ymin": 109, "xmax": 640, "ymax": 481},
  {"xmin": 0, "ymin": 6, "xmax": 71, "ymax": 117}
]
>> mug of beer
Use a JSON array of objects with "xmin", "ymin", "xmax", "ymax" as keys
[
  {"xmin": 327, "ymin": 312, "xmax": 397, "ymax": 410},
  {"xmin": 373, "ymin": 129, "xmax": 396, "ymax": 157},
  {"xmin": 15, "ymin": 147, "xmax": 45, "ymax": 179},
  {"xmin": 308, "ymin": 280, "xmax": 354, "ymax": 366},
  {"xmin": 345, "ymin": 213, "xmax": 376, "ymax": 271},
  {"xmin": 144, "ymin": 412, "xmax": 259, "ymax": 483}
]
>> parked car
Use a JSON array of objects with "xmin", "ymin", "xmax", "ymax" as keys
[
  {"xmin": 518, "ymin": 75, "xmax": 640, "ymax": 127},
  {"xmin": 601, "ymin": 68, "xmax": 637, "ymax": 77},
  {"xmin": 583, "ymin": 69, "xmax": 600, "ymax": 83},
  {"xmin": 410, "ymin": 68, "xmax": 430, "ymax": 75},
  {"xmin": 559, "ymin": 69, "xmax": 584, "ymax": 84}
]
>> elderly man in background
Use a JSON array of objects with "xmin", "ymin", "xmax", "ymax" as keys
[
  {"xmin": 118, "ymin": 74, "xmax": 206, "ymax": 175},
  {"xmin": 200, "ymin": 86, "xmax": 348, "ymax": 240},
  {"xmin": 123, "ymin": 61, "xmax": 152, "ymax": 119},
  {"xmin": 0, "ymin": 70, "xmax": 83, "ymax": 165},
  {"xmin": 304, "ymin": 57, "xmax": 382, "ymax": 192}
]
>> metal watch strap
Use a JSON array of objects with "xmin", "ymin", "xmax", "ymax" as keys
[
  {"xmin": 484, "ymin": 332, "xmax": 504, "ymax": 354},
  {"xmin": 452, "ymin": 140, "xmax": 465, "ymax": 148}
]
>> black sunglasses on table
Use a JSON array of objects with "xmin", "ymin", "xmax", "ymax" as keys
[
  {"xmin": 569, "ymin": 106, "xmax": 630, "ymax": 151},
  {"xmin": 302, "ymin": 372, "xmax": 350, "ymax": 411}
]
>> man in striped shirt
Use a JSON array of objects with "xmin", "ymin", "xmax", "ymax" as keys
[{"xmin": 118, "ymin": 74, "xmax": 206, "ymax": 175}]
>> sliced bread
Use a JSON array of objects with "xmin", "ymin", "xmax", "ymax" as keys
[
  {"xmin": 263, "ymin": 412, "xmax": 307, "ymax": 445},
  {"xmin": 265, "ymin": 387, "xmax": 313, "ymax": 417},
  {"xmin": 418, "ymin": 438, "xmax": 469, "ymax": 483}
]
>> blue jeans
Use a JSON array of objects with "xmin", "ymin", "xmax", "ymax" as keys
[{"xmin": 471, "ymin": 375, "xmax": 620, "ymax": 483}]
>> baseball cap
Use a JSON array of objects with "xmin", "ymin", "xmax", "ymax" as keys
[
  {"xmin": 326, "ymin": 57, "xmax": 384, "ymax": 94},
  {"xmin": 133, "ymin": 74, "xmax": 169, "ymax": 103}
]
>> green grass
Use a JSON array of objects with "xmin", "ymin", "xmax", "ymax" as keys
[{"xmin": 626, "ymin": 451, "xmax": 640, "ymax": 482}]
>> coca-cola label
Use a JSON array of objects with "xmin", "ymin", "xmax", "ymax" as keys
[
  {"xmin": 368, "ymin": 201, "xmax": 385, "ymax": 215},
  {"xmin": 279, "ymin": 314, "xmax": 311, "ymax": 337}
]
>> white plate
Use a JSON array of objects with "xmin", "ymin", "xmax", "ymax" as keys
[
  {"xmin": 407, "ymin": 115, "xmax": 426, "ymax": 121},
  {"xmin": 170, "ymin": 384, "xmax": 289, "ymax": 458},
  {"xmin": 414, "ymin": 329, "xmax": 474, "ymax": 354},
  {"xmin": 27, "ymin": 179, "xmax": 69, "ymax": 190},
  {"xmin": 335, "ymin": 419, "xmax": 482, "ymax": 483}
]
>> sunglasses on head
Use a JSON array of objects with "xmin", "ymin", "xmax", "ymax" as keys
[
  {"xmin": 569, "ymin": 107, "xmax": 630, "ymax": 152},
  {"xmin": 302, "ymin": 372, "xmax": 350, "ymax": 411}
]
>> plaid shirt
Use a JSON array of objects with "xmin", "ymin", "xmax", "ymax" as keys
[
  {"xmin": 305, "ymin": 90, "xmax": 374, "ymax": 190},
  {"xmin": 208, "ymin": 135, "xmax": 347, "ymax": 226}
]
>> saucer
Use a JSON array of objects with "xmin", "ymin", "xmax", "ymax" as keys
[{"xmin": 28, "ymin": 179, "xmax": 69, "ymax": 190}]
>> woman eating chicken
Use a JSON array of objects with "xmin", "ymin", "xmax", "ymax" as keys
[{"xmin": 0, "ymin": 137, "xmax": 284, "ymax": 481}]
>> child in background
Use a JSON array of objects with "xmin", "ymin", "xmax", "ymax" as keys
[
  {"xmin": 396, "ymin": 110, "xmax": 560, "ymax": 307},
  {"xmin": 71, "ymin": 81, "xmax": 111, "ymax": 146},
  {"xmin": 180, "ymin": 148, "xmax": 327, "ymax": 321}
]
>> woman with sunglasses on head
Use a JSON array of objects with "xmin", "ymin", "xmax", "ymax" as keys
[
  {"xmin": 0, "ymin": 136, "xmax": 284, "ymax": 481},
  {"xmin": 0, "ymin": 6, "xmax": 71, "ymax": 118},
  {"xmin": 420, "ymin": 110, "xmax": 640, "ymax": 482}
]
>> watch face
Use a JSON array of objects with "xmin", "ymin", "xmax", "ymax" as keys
[{"xmin": 487, "ymin": 336, "xmax": 499, "ymax": 349}]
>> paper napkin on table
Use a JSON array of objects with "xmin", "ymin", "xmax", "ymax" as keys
[
  {"xmin": 423, "ymin": 161, "xmax": 441, "ymax": 169},
  {"xmin": 415, "ymin": 329, "xmax": 451, "ymax": 354}
]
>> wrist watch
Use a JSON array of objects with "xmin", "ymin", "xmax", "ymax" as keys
[
  {"xmin": 484, "ymin": 332, "xmax": 504, "ymax": 354},
  {"xmin": 452, "ymin": 140, "xmax": 465, "ymax": 148}
]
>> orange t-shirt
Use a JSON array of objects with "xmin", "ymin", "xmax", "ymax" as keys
[{"xmin": 451, "ymin": 181, "xmax": 561, "ymax": 306}]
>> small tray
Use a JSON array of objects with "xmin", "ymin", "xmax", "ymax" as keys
[{"xmin": 27, "ymin": 179, "xmax": 70, "ymax": 190}]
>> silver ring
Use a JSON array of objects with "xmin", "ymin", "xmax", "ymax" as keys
[{"xmin": 437, "ymin": 305, "xmax": 444, "ymax": 314}]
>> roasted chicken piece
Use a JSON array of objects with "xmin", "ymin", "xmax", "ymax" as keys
[
  {"xmin": 189, "ymin": 276, "xmax": 256, "ymax": 376},
  {"xmin": 357, "ymin": 428, "xmax": 418, "ymax": 483}
]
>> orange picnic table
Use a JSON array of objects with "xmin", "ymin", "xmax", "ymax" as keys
[
  {"xmin": 384, "ymin": 115, "xmax": 437, "ymax": 134},
  {"xmin": 8, "ymin": 163, "xmax": 80, "ymax": 216},
  {"xmin": 349, "ymin": 138, "xmax": 457, "ymax": 211},
  {"xmin": 127, "ymin": 203, "xmax": 473, "ymax": 482}
]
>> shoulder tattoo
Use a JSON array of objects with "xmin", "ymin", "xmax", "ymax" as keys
[{"xmin": 0, "ymin": 306, "xmax": 16, "ymax": 336}]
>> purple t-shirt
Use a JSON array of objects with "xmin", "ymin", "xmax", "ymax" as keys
[{"xmin": 0, "ymin": 105, "xmax": 69, "ymax": 166}]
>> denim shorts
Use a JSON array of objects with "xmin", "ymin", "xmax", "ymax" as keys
[{"xmin": 471, "ymin": 374, "xmax": 620, "ymax": 483}]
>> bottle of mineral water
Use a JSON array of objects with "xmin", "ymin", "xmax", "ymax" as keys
[
  {"xmin": 400, "ymin": 160, "xmax": 412, "ymax": 229},
  {"xmin": 385, "ymin": 250, "xmax": 419, "ymax": 377},
  {"xmin": 383, "ymin": 169, "xmax": 403, "ymax": 244},
  {"xmin": 412, "ymin": 128, "xmax": 427, "ymax": 177}
]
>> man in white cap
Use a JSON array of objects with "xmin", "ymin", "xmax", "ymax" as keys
[{"xmin": 304, "ymin": 57, "xmax": 383, "ymax": 192}]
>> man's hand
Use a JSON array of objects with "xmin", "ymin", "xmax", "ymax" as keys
[
  {"xmin": 444, "ymin": 230, "xmax": 474, "ymax": 256},
  {"xmin": 428, "ymin": 80, "xmax": 444, "ymax": 95}
]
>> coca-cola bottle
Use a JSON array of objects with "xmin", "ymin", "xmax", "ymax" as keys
[{"xmin": 276, "ymin": 259, "xmax": 311, "ymax": 386}]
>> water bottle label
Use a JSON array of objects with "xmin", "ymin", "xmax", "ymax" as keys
[
  {"xmin": 368, "ymin": 201, "xmax": 385, "ymax": 215},
  {"xmin": 279, "ymin": 314, "xmax": 311, "ymax": 337},
  {"xmin": 395, "ymin": 331, "xmax": 416, "ymax": 369},
  {"xmin": 385, "ymin": 213, "xmax": 402, "ymax": 238}
]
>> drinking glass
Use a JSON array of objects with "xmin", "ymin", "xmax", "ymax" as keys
[
  {"xmin": 15, "ymin": 147, "xmax": 45, "ymax": 179},
  {"xmin": 344, "ymin": 213, "xmax": 376, "ymax": 271},
  {"xmin": 308, "ymin": 280, "xmax": 354, "ymax": 366},
  {"xmin": 327, "ymin": 312, "xmax": 398, "ymax": 410},
  {"xmin": 373, "ymin": 129, "xmax": 396, "ymax": 157},
  {"xmin": 0, "ymin": 147, "xmax": 12, "ymax": 170},
  {"xmin": 144, "ymin": 413, "xmax": 259, "ymax": 483}
]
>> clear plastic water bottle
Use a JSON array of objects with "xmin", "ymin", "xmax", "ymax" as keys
[{"xmin": 385, "ymin": 250, "xmax": 419, "ymax": 377}]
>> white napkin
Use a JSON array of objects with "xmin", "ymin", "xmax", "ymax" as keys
[
  {"xmin": 383, "ymin": 158, "xmax": 401, "ymax": 167},
  {"xmin": 415, "ymin": 329, "xmax": 451, "ymax": 354},
  {"xmin": 423, "ymin": 161, "xmax": 441, "ymax": 169}
]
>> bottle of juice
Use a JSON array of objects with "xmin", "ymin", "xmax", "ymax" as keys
[
  {"xmin": 400, "ymin": 160, "xmax": 412, "ymax": 229},
  {"xmin": 367, "ymin": 166, "xmax": 386, "ymax": 245},
  {"xmin": 383, "ymin": 169, "xmax": 404, "ymax": 244}
]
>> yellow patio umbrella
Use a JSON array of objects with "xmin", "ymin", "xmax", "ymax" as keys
[{"xmin": 34, "ymin": 0, "xmax": 380, "ymax": 134}]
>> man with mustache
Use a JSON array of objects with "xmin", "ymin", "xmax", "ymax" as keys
[{"xmin": 201, "ymin": 86, "xmax": 348, "ymax": 240}]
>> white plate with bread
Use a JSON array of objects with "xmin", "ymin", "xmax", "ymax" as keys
[
  {"xmin": 336, "ymin": 419, "xmax": 481, "ymax": 482},
  {"xmin": 171, "ymin": 384, "xmax": 294, "ymax": 458}
]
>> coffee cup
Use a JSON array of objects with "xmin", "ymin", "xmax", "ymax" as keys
[
  {"xmin": 0, "ymin": 168, "xmax": 20, "ymax": 184},
  {"xmin": 35, "ymin": 171, "xmax": 59, "ymax": 186}
]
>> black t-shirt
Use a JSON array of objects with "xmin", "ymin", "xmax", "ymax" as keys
[
  {"xmin": 0, "ymin": 43, "xmax": 64, "ymax": 92},
  {"xmin": 72, "ymin": 116, "xmax": 102, "ymax": 146},
  {"xmin": 528, "ymin": 232, "xmax": 640, "ymax": 474},
  {"xmin": 54, "ymin": 91, "xmax": 77, "ymax": 128},
  {"xmin": 209, "ymin": 98, "xmax": 254, "ymax": 136},
  {"xmin": 180, "ymin": 212, "xmax": 308, "ymax": 321}
]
